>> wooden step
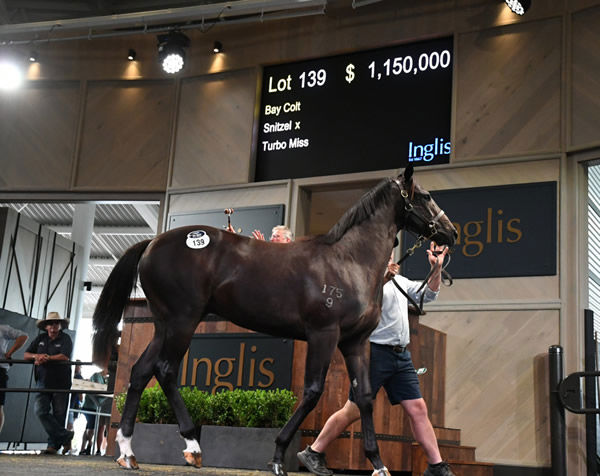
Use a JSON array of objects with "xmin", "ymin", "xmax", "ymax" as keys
[
  {"xmin": 411, "ymin": 443, "xmax": 494, "ymax": 476},
  {"xmin": 433, "ymin": 426, "xmax": 462, "ymax": 446}
]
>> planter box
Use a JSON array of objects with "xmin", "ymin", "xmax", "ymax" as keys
[
  {"xmin": 116, "ymin": 423, "xmax": 300, "ymax": 470},
  {"xmin": 200, "ymin": 425, "xmax": 301, "ymax": 471},
  {"xmin": 116, "ymin": 423, "xmax": 186, "ymax": 466}
]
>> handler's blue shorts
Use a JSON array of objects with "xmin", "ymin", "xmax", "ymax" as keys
[{"xmin": 349, "ymin": 342, "xmax": 422, "ymax": 405}]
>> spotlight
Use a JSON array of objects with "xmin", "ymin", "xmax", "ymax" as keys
[
  {"xmin": 0, "ymin": 60, "xmax": 23, "ymax": 90},
  {"xmin": 505, "ymin": 0, "xmax": 531, "ymax": 15},
  {"xmin": 213, "ymin": 41, "xmax": 223, "ymax": 54},
  {"xmin": 29, "ymin": 51, "xmax": 38, "ymax": 62},
  {"xmin": 127, "ymin": 49, "xmax": 136, "ymax": 61},
  {"xmin": 157, "ymin": 32, "xmax": 190, "ymax": 74}
]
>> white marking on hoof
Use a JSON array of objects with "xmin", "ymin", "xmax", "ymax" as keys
[
  {"xmin": 371, "ymin": 467, "xmax": 390, "ymax": 476},
  {"xmin": 184, "ymin": 451, "xmax": 202, "ymax": 468},
  {"xmin": 116, "ymin": 428, "xmax": 134, "ymax": 457},
  {"xmin": 183, "ymin": 438, "xmax": 201, "ymax": 455}
]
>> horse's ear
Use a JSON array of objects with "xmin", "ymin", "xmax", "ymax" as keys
[{"xmin": 402, "ymin": 164, "xmax": 414, "ymax": 184}]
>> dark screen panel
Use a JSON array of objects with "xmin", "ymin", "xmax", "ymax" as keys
[
  {"xmin": 256, "ymin": 36, "xmax": 453, "ymax": 181},
  {"xmin": 401, "ymin": 182, "xmax": 557, "ymax": 279}
]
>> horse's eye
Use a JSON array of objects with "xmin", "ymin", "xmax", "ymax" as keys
[{"xmin": 423, "ymin": 193, "xmax": 431, "ymax": 201}]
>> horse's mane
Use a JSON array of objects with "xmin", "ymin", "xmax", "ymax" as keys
[{"xmin": 316, "ymin": 178, "xmax": 396, "ymax": 245}]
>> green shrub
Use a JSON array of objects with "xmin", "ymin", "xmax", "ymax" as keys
[{"xmin": 116, "ymin": 383, "xmax": 297, "ymax": 428}]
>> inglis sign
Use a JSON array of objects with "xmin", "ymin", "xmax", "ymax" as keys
[
  {"xmin": 401, "ymin": 181, "xmax": 557, "ymax": 279},
  {"xmin": 178, "ymin": 333, "xmax": 294, "ymax": 393}
]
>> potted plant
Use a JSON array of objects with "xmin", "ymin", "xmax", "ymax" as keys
[{"xmin": 115, "ymin": 384, "xmax": 300, "ymax": 470}]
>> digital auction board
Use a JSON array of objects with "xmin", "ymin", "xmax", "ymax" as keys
[{"xmin": 255, "ymin": 36, "xmax": 453, "ymax": 181}]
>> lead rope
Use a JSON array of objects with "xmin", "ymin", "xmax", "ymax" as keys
[{"xmin": 391, "ymin": 251, "xmax": 452, "ymax": 316}]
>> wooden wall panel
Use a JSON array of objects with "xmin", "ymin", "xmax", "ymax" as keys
[
  {"xmin": 416, "ymin": 158, "xmax": 560, "ymax": 190},
  {"xmin": 74, "ymin": 80, "xmax": 174, "ymax": 191},
  {"xmin": 571, "ymin": 5, "xmax": 600, "ymax": 147},
  {"xmin": 455, "ymin": 19, "xmax": 562, "ymax": 160},
  {"xmin": 422, "ymin": 309, "xmax": 556, "ymax": 466},
  {"xmin": 170, "ymin": 68, "xmax": 258, "ymax": 189},
  {"xmin": 0, "ymin": 82, "xmax": 79, "ymax": 190}
]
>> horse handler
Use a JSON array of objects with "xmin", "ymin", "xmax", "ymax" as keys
[{"xmin": 297, "ymin": 242, "xmax": 455, "ymax": 476}]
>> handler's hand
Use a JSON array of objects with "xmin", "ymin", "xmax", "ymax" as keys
[
  {"xmin": 384, "ymin": 254, "xmax": 400, "ymax": 282},
  {"xmin": 426, "ymin": 241, "xmax": 448, "ymax": 269}
]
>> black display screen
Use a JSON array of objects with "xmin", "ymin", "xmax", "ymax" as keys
[{"xmin": 255, "ymin": 36, "xmax": 453, "ymax": 181}]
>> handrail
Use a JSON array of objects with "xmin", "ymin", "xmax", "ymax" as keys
[{"xmin": 0, "ymin": 359, "xmax": 112, "ymax": 394}]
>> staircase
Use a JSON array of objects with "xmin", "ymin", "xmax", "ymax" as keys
[
  {"xmin": 411, "ymin": 441, "xmax": 494, "ymax": 476},
  {"xmin": 296, "ymin": 319, "xmax": 493, "ymax": 475}
]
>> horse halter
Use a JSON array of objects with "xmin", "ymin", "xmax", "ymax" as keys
[
  {"xmin": 393, "ymin": 178, "xmax": 446, "ymax": 243},
  {"xmin": 391, "ymin": 178, "xmax": 453, "ymax": 315}
]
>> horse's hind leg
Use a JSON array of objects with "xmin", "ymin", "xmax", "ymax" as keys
[
  {"xmin": 116, "ymin": 337, "xmax": 164, "ymax": 469},
  {"xmin": 269, "ymin": 330, "xmax": 339, "ymax": 476},
  {"xmin": 153, "ymin": 320, "xmax": 202, "ymax": 468},
  {"xmin": 340, "ymin": 340, "xmax": 389, "ymax": 476}
]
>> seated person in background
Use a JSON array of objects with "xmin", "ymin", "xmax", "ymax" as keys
[
  {"xmin": 79, "ymin": 368, "xmax": 110, "ymax": 456},
  {"xmin": 0, "ymin": 324, "xmax": 28, "ymax": 433},
  {"xmin": 67, "ymin": 361, "xmax": 83, "ymax": 434}
]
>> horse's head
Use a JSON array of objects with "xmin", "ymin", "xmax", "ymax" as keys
[{"xmin": 395, "ymin": 165, "xmax": 457, "ymax": 247}]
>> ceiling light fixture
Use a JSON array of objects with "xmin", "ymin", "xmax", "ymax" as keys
[
  {"xmin": 0, "ymin": 60, "xmax": 23, "ymax": 90},
  {"xmin": 157, "ymin": 31, "xmax": 190, "ymax": 74},
  {"xmin": 213, "ymin": 41, "xmax": 223, "ymax": 54},
  {"xmin": 127, "ymin": 49, "xmax": 136, "ymax": 61},
  {"xmin": 29, "ymin": 51, "xmax": 38, "ymax": 62},
  {"xmin": 504, "ymin": 0, "xmax": 531, "ymax": 15}
]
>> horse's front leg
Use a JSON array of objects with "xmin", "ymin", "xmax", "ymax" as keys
[
  {"xmin": 341, "ymin": 340, "xmax": 390, "ymax": 476},
  {"xmin": 269, "ymin": 329, "xmax": 339, "ymax": 476}
]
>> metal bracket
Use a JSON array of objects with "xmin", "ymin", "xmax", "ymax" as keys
[{"xmin": 558, "ymin": 371, "xmax": 600, "ymax": 414}]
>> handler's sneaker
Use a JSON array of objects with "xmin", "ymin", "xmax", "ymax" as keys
[
  {"xmin": 297, "ymin": 445, "xmax": 333, "ymax": 476},
  {"xmin": 424, "ymin": 461, "xmax": 455, "ymax": 476}
]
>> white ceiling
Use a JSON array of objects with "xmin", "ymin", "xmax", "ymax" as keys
[{"xmin": 2, "ymin": 201, "xmax": 158, "ymax": 317}]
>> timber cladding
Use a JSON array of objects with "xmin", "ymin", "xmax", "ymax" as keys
[
  {"xmin": 0, "ymin": 82, "xmax": 80, "ymax": 190},
  {"xmin": 74, "ymin": 80, "xmax": 175, "ymax": 191},
  {"xmin": 170, "ymin": 69, "xmax": 258, "ymax": 189}
]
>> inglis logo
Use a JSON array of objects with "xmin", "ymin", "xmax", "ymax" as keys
[{"xmin": 408, "ymin": 137, "xmax": 451, "ymax": 162}]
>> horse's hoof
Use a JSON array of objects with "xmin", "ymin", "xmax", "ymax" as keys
[
  {"xmin": 371, "ymin": 467, "xmax": 390, "ymax": 476},
  {"xmin": 116, "ymin": 455, "xmax": 139, "ymax": 470},
  {"xmin": 184, "ymin": 451, "xmax": 202, "ymax": 468},
  {"xmin": 268, "ymin": 461, "xmax": 288, "ymax": 476}
]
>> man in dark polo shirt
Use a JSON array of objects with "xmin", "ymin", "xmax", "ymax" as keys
[{"xmin": 24, "ymin": 312, "xmax": 74, "ymax": 455}]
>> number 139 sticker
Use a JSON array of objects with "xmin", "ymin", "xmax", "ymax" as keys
[{"xmin": 186, "ymin": 230, "xmax": 210, "ymax": 249}]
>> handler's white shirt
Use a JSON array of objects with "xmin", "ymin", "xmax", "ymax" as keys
[{"xmin": 369, "ymin": 275, "xmax": 438, "ymax": 347}]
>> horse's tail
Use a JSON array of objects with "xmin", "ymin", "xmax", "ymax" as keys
[{"xmin": 92, "ymin": 239, "xmax": 152, "ymax": 367}]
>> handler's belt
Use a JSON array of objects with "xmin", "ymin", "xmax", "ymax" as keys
[{"xmin": 373, "ymin": 343, "xmax": 407, "ymax": 353}]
